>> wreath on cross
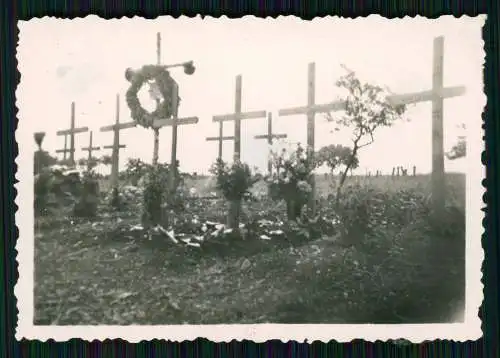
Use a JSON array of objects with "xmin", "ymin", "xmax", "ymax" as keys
[{"xmin": 125, "ymin": 65, "xmax": 181, "ymax": 129}]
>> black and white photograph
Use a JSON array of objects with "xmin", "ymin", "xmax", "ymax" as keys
[{"xmin": 16, "ymin": 15, "xmax": 484, "ymax": 342}]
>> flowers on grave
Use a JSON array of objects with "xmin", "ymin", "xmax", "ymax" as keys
[
  {"xmin": 125, "ymin": 65, "xmax": 180, "ymax": 128},
  {"xmin": 267, "ymin": 143, "xmax": 318, "ymax": 221}
]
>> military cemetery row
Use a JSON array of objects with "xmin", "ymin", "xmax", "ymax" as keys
[{"xmin": 39, "ymin": 35, "xmax": 465, "ymax": 217}]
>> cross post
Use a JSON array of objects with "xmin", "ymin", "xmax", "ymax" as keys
[
  {"xmin": 387, "ymin": 36, "xmax": 466, "ymax": 216},
  {"xmin": 168, "ymin": 82, "xmax": 180, "ymax": 194},
  {"xmin": 213, "ymin": 75, "xmax": 267, "ymax": 161},
  {"xmin": 81, "ymin": 131, "xmax": 100, "ymax": 171},
  {"xmin": 100, "ymin": 94, "xmax": 129, "ymax": 191},
  {"xmin": 254, "ymin": 112, "xmax": 287, "ymax": 175},
  {"xmin": 206, "ymin": 121, "xmax": 234, "ymax": 160},
  {"xmin": 55, "ymin": 134, "xmax": 70, "ymax": 160},
  {"xmin": 152, "ymin": 32, "xmax": 199, "ymax": 176},
  {"xmin": 56, "ymin": 102, "xmax": 89, "ymax": 166},
  {"xmin": 278, "ymin": 62, "xmax": 346, "ymax": 214}
]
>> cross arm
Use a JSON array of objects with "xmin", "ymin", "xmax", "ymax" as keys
[
  {"xmin": 103, "ymin": 144, "xmax": 126, "ymax": 149},
  {"xmin": 206, "ymin": 136, "xmax": 235, "ymax": 141},
  {"xmin": 278, "ymin": 101, "xmax": 345, "ymax": 117},
  {"xmin": 213, "ymin": 110, "xmax": 267, "ymax": 122},
  {"xmin": 82, "ymin": 146, "xmax": 101, "ymax": 151},
  {"xmin": 55, "ymin": 148, "xmax": 75, "ymax": 153},
  {"xmin": 386, "ymin": 86, "xmax": 466, "ymax": 106},
  {"xmin": 100, "ymin": 121, "xmax": 136, "ymax": 132},
  {"xmin": 254, "ymin": 134, "xmax": 287, "ymax": 140},
  {"xmin": 152, "ymin": 116, "xmax": 199, "ymax": 128},
  {"xmin": 56, "ymin": 127, "xmax": 89, "ymax": 136}
]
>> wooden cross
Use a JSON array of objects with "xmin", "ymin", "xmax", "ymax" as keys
[
  {"xmin": 387, "ymin": 36, "xmax": 466, "ymax": 215},
  {"xmin": 55, "ymin": 134, "xmax": 70, "ymax": 160},
  {"xmin": 154, "ymin": 32, "xmax": 199, "ymax": 183},
  {"xmin": 81, "ymin": 131, "xmax": 100, "ymax": 171},
  {"xmin": 278, "ymin": 62, "xmax": 346, "ymax": 214},
  {"xmin": 254, "ymin": 112, "xmax": 287, "ymax": 175},
  {"xmin": 56, "ymin": 102, "xmax": 89, "ymax": 165},
  {"xmin": 100, "ymin": 94, "xmax": 128, "ymax": 191},
  {"xmin": 213, "ymin": 75, "xmax": 267, "ymax": 161},
  {"xmin": 206, "ymin": 121, "xmax": 234, "ymax": 160}
]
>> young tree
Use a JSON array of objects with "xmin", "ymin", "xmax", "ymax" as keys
[
  {"xmin": 325, "ymin": 66, "xmax": 407, "ymax": 198},
  {"xmin": 99, "ymin": 154, "xmax": 113, "ymax": 166},
  {"xmin": 316, "ymin": 144, "xmax": 359, "ymax": 190},
  {"xmin": 446, "ymin": 137, "xmax": 466, "ymax": 160},
  {"xmin": 446, "ymin": 123, "xmax": 466, "ymax": 160}
]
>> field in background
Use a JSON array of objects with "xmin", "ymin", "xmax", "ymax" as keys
[{"xmin": 100, "ymin": 172, "xmax": 466, "ymax": 205}]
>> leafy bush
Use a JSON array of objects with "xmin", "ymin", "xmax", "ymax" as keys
[
  {"xmin": 209, "ymin": 158, "xmax": 261, "ymax": 229},
  {"xmin": 141, "ymin": 163, "xmax": 171, "ymax": 227},
  {"xmin": 268, "ymin": 144, "xmax": 316, "ymax": 221},
  {"xmin": 125, "ymin": 158, "xmax": 149, "ymax": 185},
  {"xmin": 73, "ymin": 171, "xmax": 100, "ymax": 218},
  {"xmin": 34, "ymin": 165, "xmax": 101, "ymax": 218},
  {"xmin": 209, "ymin": 159, "xmax": 260, "ymax": 202}
]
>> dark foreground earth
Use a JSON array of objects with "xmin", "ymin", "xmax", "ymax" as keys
[{"xmin": 34, "ymin": 192, "xmax": 465, "ymax": 325}]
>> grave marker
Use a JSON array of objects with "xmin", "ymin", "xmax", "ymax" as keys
[
  {"xmin": 56, "ymin": 102, "xmax": 89, "ymax": 165},
  {"xmin": 387, "ymin": 36, "xmax": 466, "ymax": 215},
  {"xmin": 278, "ymin": 62, "xmax": 346, "ymax": 214},
  {"xmin": 100, "ymin": 94, "xmax": 129, "ymax": 191},
  {"xmin": 206, "ymin": 121, "xmax": 234, "ymax": 160},
  {"xmin": 213, "ymin": 75, "xmax": 267, "ymax": 161},
  {"xmin": 55, "ymin": 135, "xmax": 70, "ymax": 160},
  {"xmin": 254, "ymin": 112, "xmax": 287, "ymax": 175},
  {"xmin": 81, "ymin": 131, "xmax": 100, "ymax": 171},
  {"xmin": 153, "ymin": 32, "xmax": 199, "ymax": 178}
]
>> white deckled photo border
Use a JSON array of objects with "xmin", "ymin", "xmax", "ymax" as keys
[{"xmin": 15, "ymin": 15, "xmax": 485, "ymax": 343}]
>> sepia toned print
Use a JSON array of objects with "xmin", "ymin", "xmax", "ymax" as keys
[{"xmin": 16, "ymin": 15, "xmax": 484, "ymax": 342}]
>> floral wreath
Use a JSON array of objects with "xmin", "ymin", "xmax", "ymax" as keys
[{"xmin": 125, "ymin": 65, "xmax": 180, "ymax": 129}]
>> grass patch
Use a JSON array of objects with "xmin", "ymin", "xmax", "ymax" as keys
[{"xmin": 34, "ymin": 174, "xmax": 465, "ymax": 324}]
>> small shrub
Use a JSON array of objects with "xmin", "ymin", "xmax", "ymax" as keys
[
  {"xmin": 209, "ymin": 158, "xmax": 260, "ymax": 229},
  {"xmin": 73, "ymin": 171, "xmax": 100, "ymax": 218},
  {"xmin": 141, "ymin": 164, "xmax": 170, "ymax": 227},
  {"xmin": 209, "ymin": 159, "xmax": 259, "ymax": 201},
  {"xmin": 268, "ymin": 144, "xmax": 316, "ymax": 221}
]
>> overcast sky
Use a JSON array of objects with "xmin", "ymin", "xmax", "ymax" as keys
[{"xmin": 17, "ymin": 15, "xmax": 485, "ymax": 175}]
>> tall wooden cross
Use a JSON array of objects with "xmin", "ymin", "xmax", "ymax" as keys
[
  {"xmin": 56, "ymin": 102, "xmax": 89, "ymax": 166},
  {"xmin": 100, "ymin": 94, "xmax": 128, "ymax": 191},
  {"xmin": 206, "ymin": 121, "xmax": 234, "ymax": 160},
  {"xmin": 254, "ymin": 112, "xmax": 287, "ymax": 175},
  {"xmin": 154, "ymin": 32, "xmax": 199, "ymax": 175},
  {"xmin": 81, "ymin": 131, "xmax": 100, "ymax": 171},
  {"xmin": 387, "ymin": 36, "xmax": 466, "ymax": 215},
  {"xmin": 213, "ymin": 75, "xmax": 267, "ymax": 161},
  {"xmin": 278, "ymin": 62, "xmax": 346, "ymax": 214}
]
